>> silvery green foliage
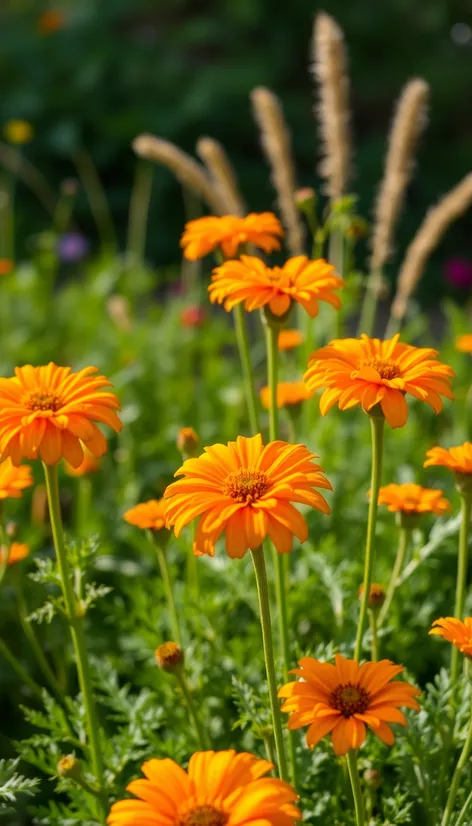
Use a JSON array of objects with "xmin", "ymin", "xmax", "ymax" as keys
[{"xmin": 0, "ymin": 758, "xmax": 39, "ymax": 814}]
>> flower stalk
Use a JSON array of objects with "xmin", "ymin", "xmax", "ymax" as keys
[
  {"xmin": 174, "ymin": 668, "xmax": 210, "ymax": 750},
  {"xmin": 451, "ymin": 493, "xmax": 471, "ymax": 686},
  {"xmin": 441, "ymin": 663, "xmax": 472, "ymax": 826},
  {"xmin": 378, "ymin": 526, "xmax": 411, "ymax": 627},
  {"xmin": 234, "ymin": 304, "xmax": 260, "ymax": 434},
  {"xmin": 346, "ymin": 750, "xmax": 365, "ymax": 826},
  {"xmin": 150, "ymin": 532, "xmax": 182, "ymax": 645}
]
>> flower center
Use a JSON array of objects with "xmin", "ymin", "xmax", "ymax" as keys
[
  {"xmin": 179, "ymin": 806, "xmax": 228, "ymax": 826},
  {"xmin": 329, "ymin": 682, "xmax": 370, "ymax": 717},
  {"xmin": 223, "ymin": 469, "xmax": 270, "ymax": 503},
  {"xmin": 27, "ymin": 392, "xmax": 63, "ymax": 412},
  {"xmin": 361, "ymin": 358, "xmax": 400, "ymax": 380}
]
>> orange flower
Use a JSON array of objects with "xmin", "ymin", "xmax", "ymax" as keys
[
  {"xmin": 180, "ymin": 306, "xmax": 206, "ymax": 328},
  {"xmin": 0, "ymin": 543, "xmax": 30, "ymax": 566},
  {"xmin": 424, "ymin": 443, "xmax": 472, "ymax": 475},
  {"xmin": 209, "ymin": 255, "xmax": 343, "ymax": 318},
  {"xmin": 279, "ymin": 654, "xmax": 420, "ymax": 756},
  {"xmin": 0, "ymin": 259, "xmax": 13, "ymax": 276},
  {"xmin": 107, "ymin": 750, "xmax": 300, "ymax": 826},
  {"xmin": 260, "ymin": 382, "xmax": 310, "ymax": 409},
  {"xmin": 0, "ymin": 364, "xmax": 122, "ymax": 467},
  {"xmin": 429, "ymin": 617, "xmax": 472, "ymax": 657},
  {"xmin": 0, "ymin": 459, "xmax": 33, "ymax": 499},
  {"xmin": 305, "ymin": 334, "xmax": 454, "ymax": 428},
  {"xmin": 124, "ymin": 499, "xmax": 167, "ymax": 531},
  {"xmin": 164, "ymin": 434, "xmax": 331, "ymax": 558},
  {"xmin": 278, "ymin": 329, "xmax": 304, "ymax": 351},
  {"xmin": 377, "ymin": 483, "xmax": 451, "ymax": 516},
  {"xmin": 181, "ymin": 213, "xmax": 284, "ymax": 261},
  {"xmin": 456, "ymin": 334, "xmax": 472, "ymax": 353},
  {"xmin": 177, "ymin": 427, "xmax": 199, "ymax": 457},
  {"xmin": 64, "ymin": 448, "xmax": 101, "ymax": 477},
  {"xmin": 37, "ymin": 9, "xmax": 65, "ymax": 33}
]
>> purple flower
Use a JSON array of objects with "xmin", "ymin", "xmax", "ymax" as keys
[
  {"xmin": 57, "ymin": 232, "xmax": 89, "ymax": 263},
  {"xmin": 444, "ymin": 257, "xmax": 472, "ymax": 289}
]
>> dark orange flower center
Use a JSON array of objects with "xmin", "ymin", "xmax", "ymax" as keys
[
  {"xmin": 329, "ymin": 682, "xmax": 370, "ymax": 717},
  {"xmin": 180, "ymin": 806, "xmax": 228, "ymax": 826},
  {"xmin": 361, "ymin": 358, "xmax": 400, "ymax": 380},
  {"xmin": 223, "ymin": 469, "xmax": 270, "ymax": 503},
  {"xmin": 27, "ymin": 392, "xmax": 63, "ymax": 412}
]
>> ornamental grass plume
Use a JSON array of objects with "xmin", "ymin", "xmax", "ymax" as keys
[
  {"xmin": 181, "ymin": 213, "xmax": 283, "ymax": 261},
  {"xmin": 251, "ymin": 87, "xmax": 305, "ymax": 255},
  {"xmin": 164, "ymin": 434, "xmax": 331, "ymax": 557},
  {"xmin": 210, "ymin": 255, "xmax": 343, "ymax": 319},
  {"xmin": 279, "ymin": 653, "xmax": 420, "ymax": 755},
  {"xmin": 132, "ymin": 135, "xmax": 227, "ymax": 215},
  {"xmin": 305, "ymin": 334, "xmax": 454, "ymax": 428},
  {"xmin": 107, "ymin": 750, "xmax": 300, "ymax": 826},
  {"xmin": 389, "ymin": 173, "xmax": 472, "ymax": 328},
  {"xmin": 311, "ymin": 13, "xmax": 351, "ymax": 200},
  {"xmin": 196, "ymin": 137, "xmax": 245, "ymax": 216}
]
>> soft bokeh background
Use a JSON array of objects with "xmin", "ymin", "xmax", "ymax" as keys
[{"xmin": 2, "ymin": 0, "xmax": 472, "ymax": 303}]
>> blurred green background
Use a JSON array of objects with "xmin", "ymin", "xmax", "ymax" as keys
[{"xmin": 2, "ymin": 0, "xmax": 472, "ymax": 301}]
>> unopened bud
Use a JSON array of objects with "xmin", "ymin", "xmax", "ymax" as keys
[
  {"xmin": 57, "ymin": 755, "xmax": 82, "ymax": 781},
  {"xmin": 295, "ymin": 187, "xmax": 316, "ymax": 211},
  {"xmin": 363, "ymin": 768, "xmax": 382, "ymax": 790},
  {"xmin": 359, "ymin": 583, "xmax": 386, "ymax": 611},
  {"xmin": 155, "ymin": 641, "xmax": 184, "ymax": 672},
  {"xmin": 177, "ymin": 427, "xmax": 199, "ymax": 459}
]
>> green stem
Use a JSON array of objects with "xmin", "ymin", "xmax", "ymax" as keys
[
  {"xmin": 250, "ymin": 547, "xmax": 288, "ymax": 782},
  {"xmin": 126, "ymin": 159, "xmax": 154, "ymax": 262},
  {"xmin": 0, "ymin": 636, "xmax": 44, "ymax": 699},
  {"xmin": 175, "ymin": 670, "xmax": 209, "ymax": 749},
  {"xmin": 346, "ymin": 750, "xmax": 365, "ymax": 826},
  {"xmin": 378, "ymin": 527, "xmax": 411, "ymax": 627},
  {"xmin": 152, "ymin": 535, "xmax": 181, "ymax": 644},
  {"xmin": 354, "ymin": 415, "xmax": 385, "ymax": 661},
  {"xmin": 441, "ymin": 687, "xmax": 472, "ymax": 826},
  {"xmin": 42, "ymin": 464, "xmax": 108, "ymax": 821},
  {"xmin": 234, "ymin": 304, "xmax": 259, "ymax": 435},
  {"xmin": 369, "ymin": 610, "xmax": 379, "ymax": 662},
  {"xmin": 73, "ymin": 148, "xmax": 117, "ymax": 254},
  {"xmin": 454, "ymin": 786, "xmax": 472, "ymax": 826},
  {"xmin": 75, "ymin": 477, "xmax": 92, "ymax": 537},
  {"xmin": 451, "ymin": 495, "xmax": 471, "ymax": 686},
  {"xmin": 263, "ymin": 732, "xmax": 277, "ymax": 767},
  {"xmin": 329, "ymin": 228, "xmax": 345, "ymax": 338},
  {"xmin": 187, "ymin": 522, "xmax": 199, "ymax": 600},
  {"xmin": 357, "ymin": 268, "xmax": 382, "ymax": 338}
]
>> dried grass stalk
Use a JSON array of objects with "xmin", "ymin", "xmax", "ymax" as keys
[
  {"xmin": 251, "ymin": 86, "xmax": 305, "ymax": 255},
  {"xmin": 311, "ymin": 12, "xmax": 351, "ymax": 200},
  {"xmin": 370, "ymin": 78, "xmax": 429, "ymax": 279},
  {"xmin": 0, "ymin": 140, "xmax": 57, "ymax": 215},
  {"xmin": 132, "ymin": 134, "xmax": 226, "ymax": 215},
  {"xmin": 391, "ymin": 173, "xmax": 472, "ymax": 321},
  {"xmin": 196, "ymin": 137, "xmax": 245, "ymax": 217}
]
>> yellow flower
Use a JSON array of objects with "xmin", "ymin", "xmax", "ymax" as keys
[{"xmin": 3, "ymin": 120, "xmax": 34, "ymax": 145}]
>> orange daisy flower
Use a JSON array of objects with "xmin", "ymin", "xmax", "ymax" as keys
[
  {"xmin": 424, "ymin": 443, "xmax": 472, "ymax": 475},
  {"xmin": 377, "ymin": 483, "xmax": 451, "ymax": 516},
  {"xmin": 0, "ymin": 258, "xmax": 13, "ymax": 276},
  {"xmin": 164, "ymin": 434, "xmax": 331, "ymax": 558},
  {"xmin": 279, "ymin": 654, "xmax": 421, "ymax": 756},
  {"xmin": 0, "ymin": 458, "xmax": 33, "ymax": 499},
  {"xmin": 210, "ymin": 255, "xmax": 343, "ymax": 319},
  {"xmin": 0, "ymin": 364, "xmax": 122, "ymax": 467},
  {"xmin": 278, "ymin": 329, "xmax": 304, "ymax": 351},
  {"xmin": 107, "ymin": 750, "xmax": 300, "ymax": 826},
  {"xmin": 124, "ymin": 499, "xmax": 167, "ymax": 531},
  {"xmin": 0, "ymin": 543, "xmax": 30, "ymax": 566},
  {"xmin": 64, "ymin": 448, "xmax": 101, "ymax": 478},
  {"xmin": 260, "ymin": 382, "xmax": 311, "ymax": 409},
  {"xmin": 180, "ymin": 213, "xmax": 284, "ymax": 261},
  {"xmin": 456, "ymin": 334, "xmax": 472, "ymax": 353},
  {"xmin": 429, "ymin": 617, "xmax": 472, "ymax": 657},
  {"xmin": 304, "ymin": 334, "xmax": 454, "ymax": 428}
]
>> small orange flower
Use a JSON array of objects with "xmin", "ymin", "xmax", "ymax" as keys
[
  {"xmin": 180, "ymin": 213, "xmax": 284, "ymax": 261},
  {"xmin": 64, "ymin": 448, "xmax": 100, "ymax": 477},
  {"xmin": 107, "ymin": 750, "xmax": 300, "ymax": 826},
  {"xmin": 155, "ymin": 641, "xmax": 184, "ymax": 672},
  {"xmin": 424, "ymin": 443, "xmax": 472, "ymax": 475},
  {"xmin": 279, "ymin": 654, "xmax": 420, "ymax": 756},
  {"xmin": 429, "ymin": 617, "xmax": 472, "ymax": 657},
  {"xmin": 124, "ymin": 499, "xmax": 167, "ymax": 531},
  {"xmin": 0, "ymin": 543, "xmax": 30, "ymax": 566},
  {"xmin": 0, "ymin": 259, "xmax": 13, "ymax": 276},
  {"xmin": 0, "ymin": 364, "xmax": 122, "ymax": 467},
  {"xmin": 37, "ymin": 9, "xmax": 65, "ymax": 34},
  {"xmin": 377, "ymin": 483, "xmax": 451, "ymax": 516},
  {"xmin": 456, "ymin": 334, "xmax": 472, "ymax": 353},
  {"xmin": 278, "ymin": 329, "xmax": 304, "ymax": 351},
  {"xmin": 164, "ymin": 434, "xmax": 331, "ymax": 558},
  {"xmin": 0, "ymin": 459, "xmax": 33, "ymax": 499},
  {"xmin": 260, "ymin": 382, "xmax": 310, "ymax": 409},
  {"xmin": 210, "ymin": 255, "xmax": 343, "ymax": 318},
  {"xmin": 305, "ymin": 334, "xmax": 454, "ymax": 428}
]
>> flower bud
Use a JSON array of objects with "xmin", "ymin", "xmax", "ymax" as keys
[
  {"xmin": 359, "ymin": 583, "xmax": 386, "ymax": 611},
  {"xmin": 57, "ymin": 755, "xmax": 82, "ymax": 781},
  {"xmin": 6, "ymin": 521, "xmax": 17, "ymax": 538},
  {"xmin": 363, "ymin": 768, "xmax": 382, "ymax": 790},
  {"xmin": 155, "ymin": 642, "xmax": 184, "ymax": 672},
  {"xmin": 177, "ymin": 428, "xmax": 199, "ymax": 459},
  {"xmin": 180, "ymin": 306, "xmax": 206, "ymax": 328},
  {"xmin": 294, "ymin": 187, "xmax": 316, "ymax": 213}
]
